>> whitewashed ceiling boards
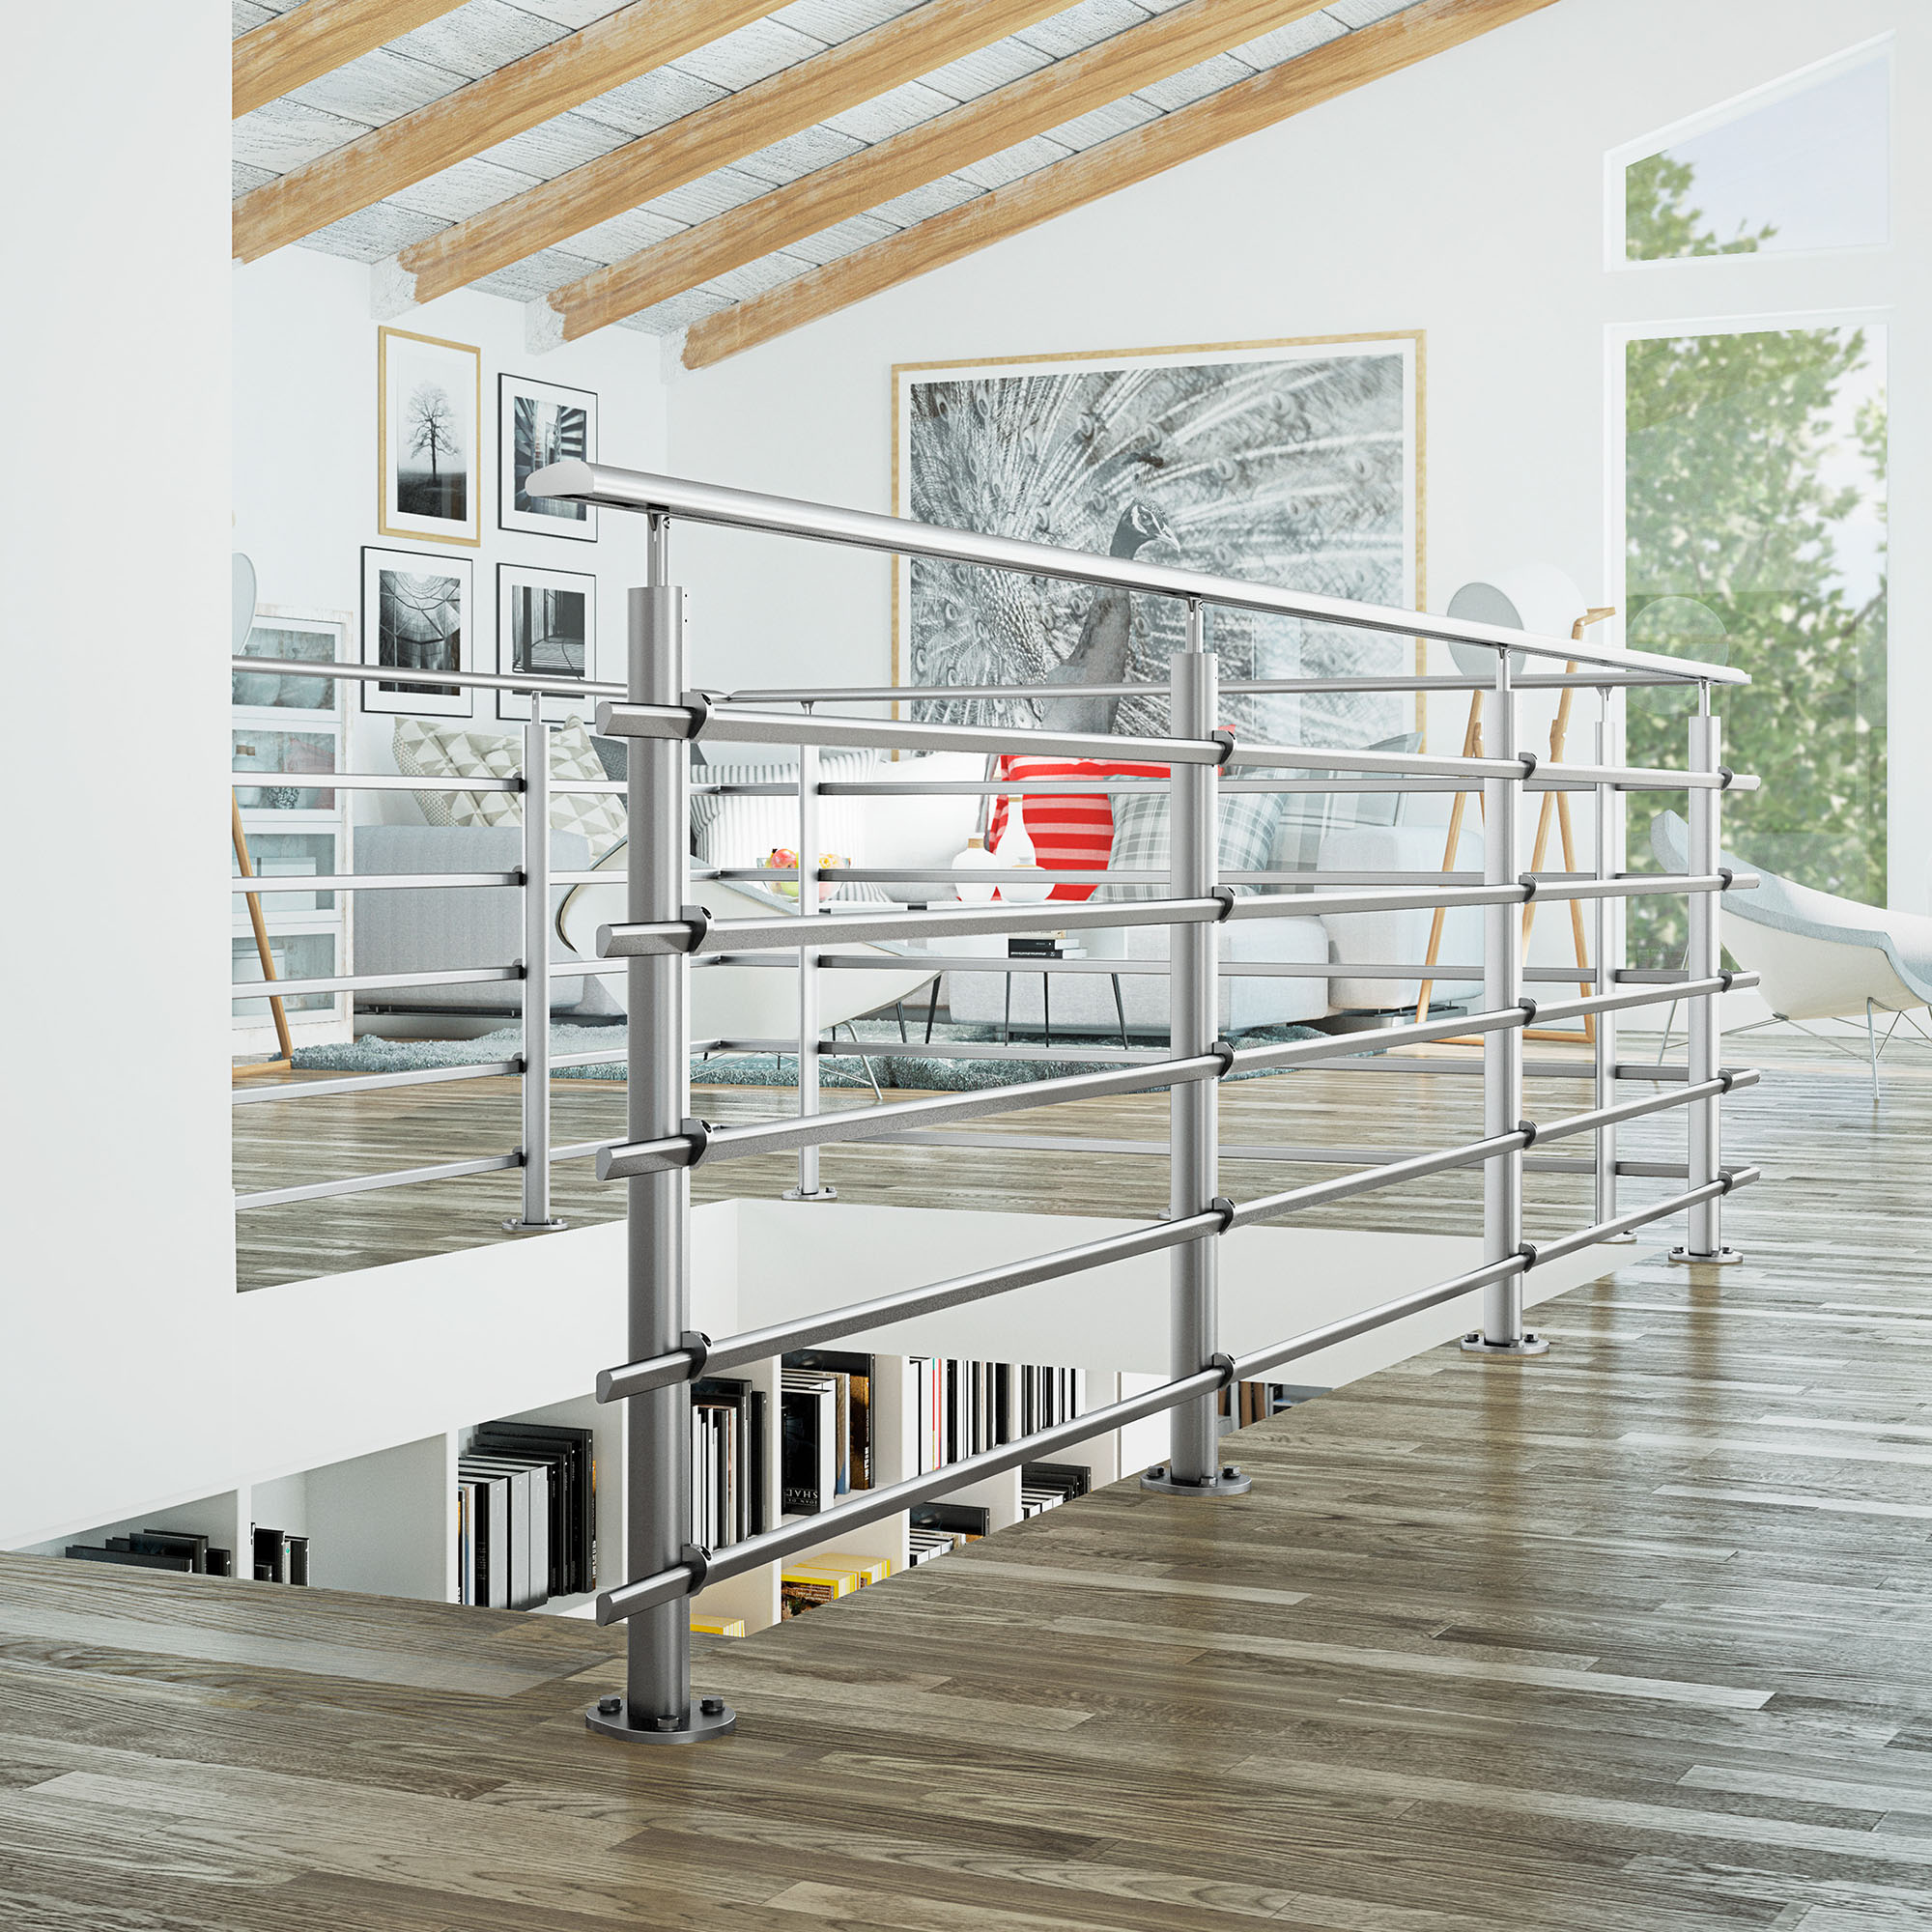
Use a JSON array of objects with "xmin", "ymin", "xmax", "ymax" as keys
[{"xmin": 232, "ymin": 0, "xmax": 1556, "ymax": 365}]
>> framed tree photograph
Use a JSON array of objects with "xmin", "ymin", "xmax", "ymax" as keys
[
  {"xmin": 378, "ymin": 327, "xmax": 481, "ymax": 548},
  {"xmin": 892, "ymin": 332, "xmax": 1423, "ymax": 751},
  {"xmin": 498, "ymin": 373, "xmax": 597, "ymax": 540},
  {"xmin": 360, "ymin": 547, "xmax": 474, "ymax": 718},
  {"xmin": 496, "ymin": 562, "xmax": 597, "ymax": 723}
]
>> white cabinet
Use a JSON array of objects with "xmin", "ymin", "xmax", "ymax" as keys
[{"xmin": 232, "ymin": 607, "xmax": 354, "ymax": 1055}]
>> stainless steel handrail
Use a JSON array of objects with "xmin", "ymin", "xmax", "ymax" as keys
[{"xmin": 527, "ymin": 459, "xmax": 1742, "ymax": 685}]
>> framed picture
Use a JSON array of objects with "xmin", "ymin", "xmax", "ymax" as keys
[
  {"xmin": 498, "ymin": 373, "xmax": 597, "ymax": 539},
  {"xmin": 360, "ymin": 547, "xmax": 474, "ymax": 718},
  {"xmin": 378, "ymin": 327, "xmax": 482, "ymax": 548},
  {"xmin": 496, "ymin": 562, "xmax": 597, "ymax": 723},
  {"xmin": 892, "ymin": 332, "xmax": 1424, "ymax": 751}
]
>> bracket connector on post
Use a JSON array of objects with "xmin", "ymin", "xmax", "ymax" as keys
[
  {"xmin": 1207, "ymin": 727, "xmax": 1237, "ymax": 765},
  {"xmin": 679, "ymin": 1118, "xmax": 712, "ymax": 1167}
]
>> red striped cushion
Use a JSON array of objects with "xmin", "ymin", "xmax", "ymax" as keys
[{"xmin": 987, "ymin": 754, "xmax": 1171, "ymax": 901}]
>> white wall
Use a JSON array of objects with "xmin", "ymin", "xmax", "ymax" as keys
[
  {"xmin": 0, "ymin": 7, "xmax": 235, "ymax": 1544},
  {"xmin": 660, "ymin": 0, "xmax": 1930, "ymax": 914},
  {"xmin": 232, "ymin": 248, "xmax": 668, "ymax": 807}
]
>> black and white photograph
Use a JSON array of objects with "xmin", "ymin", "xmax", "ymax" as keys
[
  {"xmin": 498, "ymin": 373, "xmax": 597, "ymax": 540},
  {"xmin": 378, "ymin": 327, "xmax": 481, "ymax": 548},
  {"xmin": 360, "ymin": 547, "xmax": 473, "ymax": 717},
  {"xmin": 496, "ymin": 562, "xmax": 596, "ymax": 722},
  {"xmin": 895, "ymin": 334, "xmax": 1421, "ymax": 749}
]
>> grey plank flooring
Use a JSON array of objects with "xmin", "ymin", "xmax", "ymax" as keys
[{"xmin": 4, "ymin": 1033, "xmax": 1927, "ymax": 1924}]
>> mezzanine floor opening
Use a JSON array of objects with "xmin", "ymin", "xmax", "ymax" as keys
[{"xmin": 8, "ymin": 1033, "xmax": 1929, "ymax": 1929}]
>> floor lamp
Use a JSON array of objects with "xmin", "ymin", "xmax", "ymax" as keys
[{"xmin": 1414, "ymin": 571, "xmax": 1613, "ymax": 1043}]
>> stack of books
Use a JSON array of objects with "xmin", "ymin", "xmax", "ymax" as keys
[
  {"xmin": 905, "ymin": 1356, "xmax": 1088, "ymax": 1474},
  {"xmin": 458, "ymin": 1419, "xmax": 596, "ymax": 1610},
  {"xmin": 64, "ymin": 1530, "xmax": 238, "ymax": 1577},
  {"xmin": 906, "ymin": 1501, "xmax": 987, "ymax": 1566},
  {"xmin": 251, "ymin": 1524, "xmax": 309, "ymax": 1584},
  {"xmin": 690, "ymin": 1611, "xmax": 747, "ymax": 1638},
  {"xmin": 780, "ymin": 1350, "xmax": 870, "ymax": 1518},
  {"xmin": 693, "ymin": 1377, "xmax": 766, "ymax": 1548},
  {"xmin": 1019, "ymin": 1461, "xmax": 1092, "ymax": 1518},
  {"xmin": 779, "ymin": 1548, "xmax": 891, "ymax": 1618}
]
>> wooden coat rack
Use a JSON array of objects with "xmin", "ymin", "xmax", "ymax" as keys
[{"xmin": 1413, "ymin": 607, "xmax": 1616, "ymax": 1044}]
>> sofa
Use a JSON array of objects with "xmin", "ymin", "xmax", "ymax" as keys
[{"xmin": 351, "ymin": 740, "xmax": 1487, "ymax": 1037}]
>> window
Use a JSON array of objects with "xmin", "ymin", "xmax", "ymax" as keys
[
  {"xmin": 1615, "ymin": 42, "xmax": 1889, "ymax": 265},
  {"xmin": 1622, "ymin": 322, "xmax": 1888, "ymax": 967}
]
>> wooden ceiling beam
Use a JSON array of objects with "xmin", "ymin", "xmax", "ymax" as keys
[
  {"xmin": 396, "ymin": 0, "xmax": 1074, "ymax": 307},
  {"xmin": 231, "ymin": 0, "xmax": 779, "ymax": 262},
  {"xmin": 233, "ymin": 0, "xmax": 470, "ymax": 120},
  {"xmin": 542, "ymin": 0, "xmax": 1335, "ymax": 342},
  {"xmin": 683, "ymin": 0, "xmax": 1558, "ymax": 371}
]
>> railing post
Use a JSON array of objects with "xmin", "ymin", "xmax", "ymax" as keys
[
  {"xmin": 587, "ymin": 516, "xmax": 735, "ymax": 1743},
  {"xmin": 1464, "ymin": 649, "xmax": 1547, "ymax": 1356},
  {"xmin": 1592, "ymin": 692, "xmax": 1633, "ymax": 1239},
  {"xmin": 1144, "ymin": 604, "xmax": 1248, "ymax": 1495},
  {"xmin": 505, "ymin": 715, "xmax": 564, "ymax": 1233},
  {"xmin": 786, "ymin": 727, "xmax": 835, "ymax": 1202},
  {"xmin": 1673, "ymin": 691, "xmax": 1740, "ymax": 1265}
]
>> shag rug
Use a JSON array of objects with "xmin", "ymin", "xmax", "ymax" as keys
[{"xmin": 292, "ymin": 1017, "xmax": 1328, "ymax": 1092}]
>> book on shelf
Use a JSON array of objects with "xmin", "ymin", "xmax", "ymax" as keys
[
  {"xmin": 690, "ymin": 1612, "xmax": 746, "ymax": 1638},
  {"xmin": 903, "ymin": 1356, "xmax": 1088, "ymax": 1473},
  {"xmin": 64, "ymin": 1532, "xmax": 240, "ymax": 1580},
  {"xmin": 693, "ymin": 1377, "xmax": 765, "ymax": 1548},
  {"xmin": 1019, "ymin": 1461, "xmax": 1091, "ymax": 1518},
  {"xmin": 65, "ymin": 1544, "xmax": 193, "ymax": 1573},
  {"xmin": 459, "ymin": 1453, "xmax": 551, "ymax": 1610},
  {"xmin": 783, "ymin": 1350, "xmax": 872, "ymax": 1494},
  {"xmin": 469, "ymin": 1421, "xmax": 596, "ymax": 1597},
  {"xmin": 781, "ymin": 1370, "xmax": 838, "ymax": 1517},
  {"xmin": 249, "ymin": 1525, "xmax": 307, "ymax": 1586},
  {"xmin": 906, "ymin": 1500, "xmax": 987, "ymax": 1567}
]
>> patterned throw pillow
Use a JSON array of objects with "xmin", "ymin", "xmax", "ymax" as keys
[
  {"xmin": 1090, "ymin": 784, "xmax": 1285, "ymax": 901},
  {"xmin": 1271, "ymin": 732, "xmax": 1423, "ymax": 870},
  {"xmin": 392, "ymin": 715, "xmax": 626, "ymax": 856},
  {"xmin": 984, "ymin": 755, "xmax": 1174, "ymax": 902},
  {"xmin": 691, "ymin": 751, "xmax": 888, "ymax": 902}
]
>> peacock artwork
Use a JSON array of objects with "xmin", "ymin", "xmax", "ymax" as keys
[{"xmin": 895, "ymin": 336, "xmax": 1420, "ymax": 749}]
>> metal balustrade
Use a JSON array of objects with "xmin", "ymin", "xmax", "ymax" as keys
[{"xmin": 227, "ymin": 457, "xmax": 1758, "ymax": 1750}]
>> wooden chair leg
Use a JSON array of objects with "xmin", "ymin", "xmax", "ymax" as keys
[
  {"xmin": 1414, "ymin": 692, "xmax": 1483, "ymax": 1025},
  {"xmin": 232, "ymin": 796, "xmax": 294, "ymax": 1075}
]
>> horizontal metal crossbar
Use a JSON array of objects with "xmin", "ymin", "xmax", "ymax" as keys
[
  {"xmin": 856, "ymin": 1129, "xmax": 1596, "ymax": 1176},
  {"xmin": 595, "ymin": 1157, "xmax": 1759, "ymax": 1626},
  {"xmin": 598, "ymin": 875, "xmax": 1755, "ymax": 958},
  {"xmin": 231, "ymin": 1060, "xmax": 521, "ymax": 1104},
  {"xmin": 231, "ymin": 653, "xmax": 623, "ymax": 700},
  {"xmin": 743, "ymin": 952, "xmax": 1594, "ymax": 982},
  {"xmin": 231, "ymin": 964, "xmax": 520, "ymax": 1000},
  {"xmin": 527, "ymin": 460, "xmax": 1743, "ymax": 685},
  {"xmin": 723, "ymin": 670, "xmax": 1713, "ymax": 702},
  {"xmin": 234, "ymin": 771, "xmax": 526, "ymax": 794},
  {"xmin": 231, "ymin": 872, "xmax": 522, "ymax": 893},
  {"xmin": 234, "ymin": 1151, "xmax": 520, "ymax": 1210}
]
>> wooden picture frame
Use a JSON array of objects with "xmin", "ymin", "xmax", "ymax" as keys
[
  {"xmin": 892, "ymin": 330, "xmax": 1426, "ymax": 747},
  {"xmin": 378, "ymin": 326, "xmax": 482, "ymax": 548}
]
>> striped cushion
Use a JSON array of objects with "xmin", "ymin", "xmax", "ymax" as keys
[
  {"xmin": 986, "ymin": 755, "xmax": 1173, "ymax": 902},
  {"xmin": 1091, "ymin": 785, "xmax": 1285, "ymax": 901}
]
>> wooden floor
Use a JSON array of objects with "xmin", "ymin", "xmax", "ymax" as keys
[
  {"xmin": 231, "ymin": 1029, "xmax": 1928, "ymax": 1289},
  {"xmin": 9, "ymin": 1034, "xmax": 1930, "ymax": 1928}
]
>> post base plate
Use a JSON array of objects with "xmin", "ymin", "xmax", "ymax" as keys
[
  {"xmin": 1140, "ymin": 1464, "xmax": 1253, "ymax": 1496},
  {"xmin": 1460, "ymin": 1331, "xmax": 1550, "ymax": 1357},
  {"xmin": 782, "ymin": 1185, "xmax": 838, "ymax": 1202},
  {"xmin": 502, "ymin": 1218, "xmax": 568, "ymax": 1234},
  {"xmin": 584, "ymin": 1695, "xmax": 737, "ymax": 1744},
  {"xmin": 1667, "ymin": 1246, "xmax": 1743, "ymax": 1266}
]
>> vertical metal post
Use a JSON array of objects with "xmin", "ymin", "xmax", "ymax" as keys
[
  {"xmin": 588, "ymin": 516, "xmax": 734, "ymax": 1743},
  {"xmin": 1592, "ymin": 692, "xmax": 1632, "ymax": 1239},
  {"xmin": 1673, "ymin": 693, "xmax": 1740, "ymax": 1265},
  {"xmin": 786, "ymin": 728, "xmax": 834, "ymax": 1201},
  {"xmin": 1144, "ymin": 606, "xmax": 1247, "ymax": 1495},
  {"xmin": 1464, "ymin": 650, "xmax": 1546, "ymax": 1356},
  {"xmin": 505, "ymin": 716, "xmax": 564, "ymax": 1232}
]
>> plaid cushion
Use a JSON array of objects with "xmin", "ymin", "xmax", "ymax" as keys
[
  {"xmin": 1271, "ymin": 732, "xmax": 1422, "ymax": 870},
  {"xmin": 1091, "ymin": 784, "xmax": 1284, "ymax": 901},
  {"xmin": 985, "ymin": 754, "xmax": 1174, "ymax": 901},
  {"xmin": 393, "ymin": 714, "xmax": 625, "ymax": 857}
]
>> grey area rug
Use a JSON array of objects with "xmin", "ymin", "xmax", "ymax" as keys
[{"xmin": 292, "ymin": 1018, "xmax": 1328, "ymax": 1092}]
